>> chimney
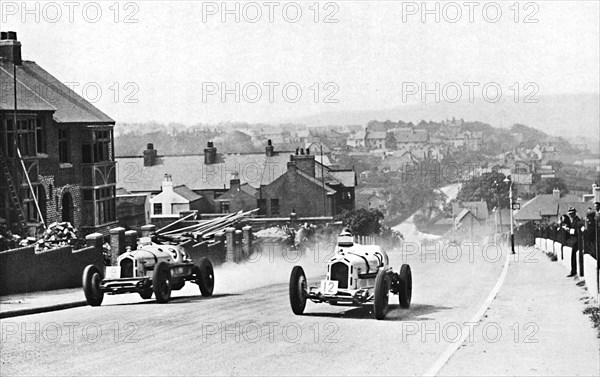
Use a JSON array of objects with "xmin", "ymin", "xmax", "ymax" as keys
[
  {"xmin": 230, "ymin": 172, "xmax": 241, "ymax": 191},
  {"xmin": 204, "ymin": 141, "xmax": 217, "ymax": 164},
  {"xmin": 291, "ymin": 151, "xmax": 316, "ymax": 177},
  {"xmin": 266, "ymin": 139, "xmax": 274, "ymax": 157},
  {"xmin": 0, "ymin": 31, "xmax": 22, "ymax": 65},
  {"xmin": 593, "ymin": 183, "xmax": 600, "ymax": 203},
  {"xmin": 143, "ymin": 143, "xmax": 157, "ymax": 167},
  {"xmin": 162, "ymin": 174, "xmax": 173, "ymax": 192},
  {"xmin": 287, "ymin": 161, "xmax": 296, "ymax": 173},
  {"xmin": 552, "ymin": 187, "xmax": 560, "ymax": 199}
]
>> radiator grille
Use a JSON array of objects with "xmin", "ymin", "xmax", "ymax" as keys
[
  {"xmin": 330, "ymin": 262, "xmax": 349, "ymax": 289},
  {"xmin": 120, "ymin": 258, "xmax": 134, "ymax": 278}
]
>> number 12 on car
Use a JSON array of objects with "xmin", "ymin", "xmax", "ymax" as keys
[{"xmin": 320, "ymin": 280, "xmax": 338, "ymax": 295}]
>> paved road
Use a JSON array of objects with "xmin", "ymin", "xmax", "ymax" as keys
[{"xmin": 1, "ymin": 241, "xmax": 507, "ymax": 376}]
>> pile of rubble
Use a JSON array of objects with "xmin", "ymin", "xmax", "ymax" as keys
[
  {"xmin": 254, "ymin": 226, "xmax": 290, "ymax": 240},
  {"xmin": 0, "ymin": 220, "xmax": 19, "ymax": 251},
  {"xmin": 18, "ymin": 222, "xmax": 81, "ymax": 250}
]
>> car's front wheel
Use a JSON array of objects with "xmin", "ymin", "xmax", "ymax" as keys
[
  {"xmin": 289, "ymin": 266, "xmax": 307, "ymax": 315},
  {"xmin": 374, "ymin": 268, "xmax": 390, "ymax": 320},
  {"xmin": 398, "ymin": 264, "xmax": 412, "ymax": 308},
  {"xmin": 82, "ymin": 265, "xmax": 104, "ymax": 306}
]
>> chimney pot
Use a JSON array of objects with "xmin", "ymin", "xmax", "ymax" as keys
[
  {"xmin": 0, "ymin": 31, "xmax": 22, "ymax": 65},
  {"xmin": 204, "ymin": 141, "xmax": 217, "ymax": 164},
  {"xmin": 265, "ymin": 139, "xmax": 274, "ymax": 157},
  {"xmin": 143, "ymin": 143, "xmax": 158, "ymax": 166}
]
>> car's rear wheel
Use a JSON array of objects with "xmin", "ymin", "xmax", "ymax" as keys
[
  {"xmin": 398, "ymin": 264, "xmax": 412, "ymax": 309},
  {"xmin": 289, "ymin": 266, "xmax": 307, "ymax": 315},
  {"xmin": 153, "ymin": 262, "xmax": 171, "ymax": 303},
  {"xmin": 82, "ymin": 265, "xmax": 104, "ymax": 306},
  {"xmin": 196, "ymin": 258, "xmax": 215, "ymax": 296},
  {"xmin": 374, "ymin": 268, "xmax": 390, "ymax": 320}
]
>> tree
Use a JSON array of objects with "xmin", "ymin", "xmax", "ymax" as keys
[
  {"xmin": 533, "ymin": 177, "xmax": 569, "ymax": 196},
  {"xmin": 456, "ymin": 172, "xmax": 510, "ymax": 211},
  {"xmin": 385, "ymin": 132, "xmax": 397, "ymax": 149},
  {"xmin": 337, "ymin": 208, "xmax": 384, "ymax": 236}
]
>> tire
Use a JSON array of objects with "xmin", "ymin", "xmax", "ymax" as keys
[
  {"xmin": 153, "ymin": 261, "xmax": 172, "ymax": 303},
  {"xmin": 289, "ymin": 266, "xmax": 307, "ymax": 315},
  {"xmin": 196, "ymin": 258, "xmax": 215, "ymax": 297},
  {"xmin": 374, "ymin": 268, "xmax": 390, "ymax": 320},
  {"xmin": 139, "ymin": 283, "xmax": 153, "ymax": 299},
  {"xmin": 398, "ymin": 264, "xmax": 412, "ymax": 309},
  {"xmin": 82, "ymin": 265, "xmax": 104, "ymax": 307}
]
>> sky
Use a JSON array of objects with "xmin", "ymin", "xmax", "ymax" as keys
[{"xmin": 1, "ymin": 0, "xmax": 598, "ymax": 125}]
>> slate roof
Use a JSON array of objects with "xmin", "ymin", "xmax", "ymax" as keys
[
  {"xmin": 116, "ymin": 152, "xmax": 344, "ymax": 193},
  {"xmin": 116, "ymin": 153, "xmax": 292, "ymax": 193},
  {"xmin": 0, "ymin": 59, "xmax": 114, "ymax": 124},
  {"xmin": 173, "ymin": 185, "xmax": 203, "ymax": 202},
  {"xmin": 514, "ymin": 194, "xmax": 582, "ymax": 221},
  {"xmin": 366, "ymin": 131, "xmax": 387, "ymax": 140}
]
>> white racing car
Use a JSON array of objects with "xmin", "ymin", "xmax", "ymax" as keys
[
  {"xmin": 289, "ymin": 229, "xmax": 412, "ymax": 320},
  {"xmin": 82, "ymin": 237, "xmax": 214, "ymax": 306}
]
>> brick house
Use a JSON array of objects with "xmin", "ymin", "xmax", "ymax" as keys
[{"xmin": 1, "ymin": 32, "xmax": 116, "ymax": 236}]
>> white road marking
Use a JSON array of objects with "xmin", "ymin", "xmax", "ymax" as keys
[{"xmin": 423, "ymin": 249, "xmax": 512, "ymax": 377}]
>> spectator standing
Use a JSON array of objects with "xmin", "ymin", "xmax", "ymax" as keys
[{"xmin": 565, "ymin": 207, "xmax": 581, "ymax": 277}]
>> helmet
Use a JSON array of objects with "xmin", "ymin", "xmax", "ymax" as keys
[{"xmin": 337, "ymin": 228, "xmax": 354, "ymax": 247}]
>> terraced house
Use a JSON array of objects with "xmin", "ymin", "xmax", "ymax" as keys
[{"xmin": 0, "ymin": 32, "xmax": 116, "ymax": 236}]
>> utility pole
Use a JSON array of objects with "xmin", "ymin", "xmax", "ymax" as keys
[
  {"xmin": 321, "ymin": 145, "xmax": 326, "ymax": 216},
  {"xmin": 504, "ymin": 176, "xmax": 515, "ymax": 254}
]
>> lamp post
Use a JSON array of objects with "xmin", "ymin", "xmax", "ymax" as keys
[{"xmin": 504, "ymin": 176, "xmax": 515, "ymax": 254}]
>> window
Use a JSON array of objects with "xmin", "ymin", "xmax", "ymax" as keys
[
  {"xmin": 153, "ymin": 203, "xmax": 163, "ymax": 215},
  {"xmin": 270, "ymin": 199, "xmax": 279, "ymax": 215},
  {"xmin": 220, "ymin": 201, "xmax": 230, "ymax": 214},
  {"xmin": 2, "ymin": 118, "xmax": 42, "ymax": 157},
  {"xmin": 82, "ymin": 130, "xmax": 111, "ymax": 163},
  {"xmin": 58, "ymin": 129, "xmax": 70, "ymax": 163},
  {"xmin": 95, "ymin": 187, "xmax": 116, "ymax": 225}
]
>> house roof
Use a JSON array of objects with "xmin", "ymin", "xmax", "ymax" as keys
[
  {"xmin": 366, "ymin": 131, "xmax": 387, "ymax": 140},
  {"xmin": 173, "ymin": 185, "xmax": 203, "ymax": 202},
  {"xmin": 116, "ymin": 151, "xmax": 344, "ymax": 194},
  {"xmin": 0, "ymin": 59, "xmax": 114, "ymax": 124},
  {"xmin": 348, "ymin": 131, "xmax": 366, "ymax": 140},
  {"xmin": 452, "ymin": 201, "xmax": 489, "ymax": 221},
  {"xmin": 455, "ymin": 208, "xmax": 475, "ymax": 223},
  {"xmin": 116, "ymin": 153, "xmax": 292, "ymax": 193},
  {"xmin": 514, "ymin": 194, "xmax": 582, "ymax": 221}
]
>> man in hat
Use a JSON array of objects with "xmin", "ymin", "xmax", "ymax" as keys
[
  {"xmin": 566, "ymin": 207, "xmax": 581, "ymax": 277},
  {"xmin": 594, "ymin": 201, "xmax": 600, "ymax": 216}
]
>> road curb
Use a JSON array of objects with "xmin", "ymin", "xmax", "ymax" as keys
[{"xmin": 0, "ymin": 301, "xmax": 87, "ymax": 319}]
